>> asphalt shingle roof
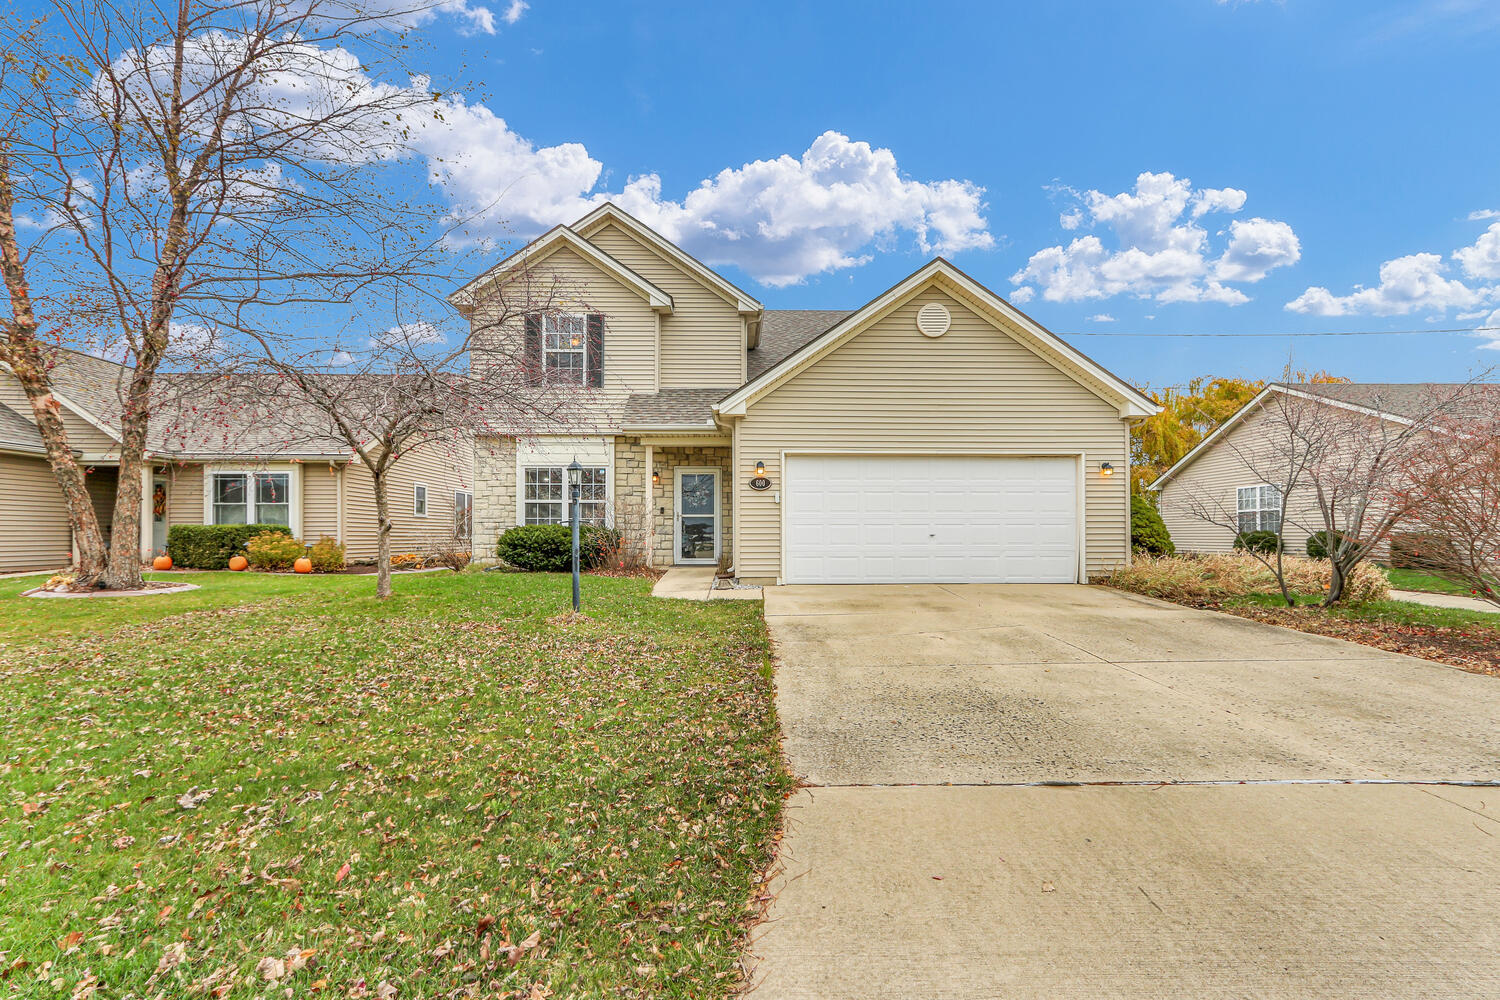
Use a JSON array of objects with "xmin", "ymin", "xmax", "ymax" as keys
[
  {"xmin": 1283, "ymin": 382, "xmax": 1500, "ymax": 421},
  {"xmin": 0, "ymin": 401, "xmax": 44, "ymax": 454},
  {"xmin": 621, "ymin": 388, "xmax": 725, "ymax": 427},
  {"xmin": 749, "ymin": 310, "xmax": 850, "ymax": 381}
]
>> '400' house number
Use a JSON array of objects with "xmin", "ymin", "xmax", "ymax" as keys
[{"xmin": 748, "ymin": 476, "xmax": 773, "ymax": 491}]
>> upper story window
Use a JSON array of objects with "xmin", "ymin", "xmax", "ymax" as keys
[
  {"xmin": 526, "ymin": 312, "xmax": 603, "ymax": 388},
  {"xmin": 1237, "ymin": 484, "xmax": 1282, "ymax": 534},
  {"xmin": 543, "ymin": 314, "xmax": 587, "ymax": 383}
]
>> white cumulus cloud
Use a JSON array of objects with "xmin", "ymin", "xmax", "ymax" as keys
[
  {"xmin": 502, "ymin": 0, "xmax": 529, "ymax": 24},
  {"xmin": 1009, "ymin": 172, "xmax": 1298, "ymax": 306},
  {"xmin": 1286, "ymin": 223, "xmax": 1500, "ymax": 316}
]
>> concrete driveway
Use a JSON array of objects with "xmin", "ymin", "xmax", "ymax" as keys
[{"xmin": 750, "ymin": 584, "xmax": 1500, "ymax": 999}]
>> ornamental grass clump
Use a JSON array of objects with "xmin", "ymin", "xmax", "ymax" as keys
[{"xmin": 1099, "ymin": 552, "xmax": 1389, "ymax": 605}]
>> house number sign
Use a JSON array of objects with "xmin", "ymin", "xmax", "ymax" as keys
[{"xmin": 748, "ymin": 476, "xmax": 773, "ymax": 491}]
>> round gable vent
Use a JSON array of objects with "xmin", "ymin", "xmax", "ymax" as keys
[{"xmin": 916, "ymin": 302, "xmax": 951, "ymax": 338}]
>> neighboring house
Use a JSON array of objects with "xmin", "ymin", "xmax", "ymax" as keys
[
  {"xmin": 456, "ymin": 203, "xmax": 1157, "ymax": 585},
  {"xmin": 1148, "ymin": 382, "xmax": 1477, "ymax": 554},
  {"xmin": 0, "ymin": 350, "xmax": 473, "ymax": 574}
]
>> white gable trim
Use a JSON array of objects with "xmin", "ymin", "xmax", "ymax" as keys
[
  {"xmin": 1145, "ymin": 383, "xmax": 1420, "ymax": 491},
  {"xmin": 573, "ymin": 203, "xmax": 763, "ymax": 314},
  {"xmin": 1, "ymin": 363, "xmax": 124, "ymax": 444},
  {"xmin": 714, "ymin": 258, "xmax": 1158, "ymax": 420},
  {"xmin": 448, "ymin": 225, "xmax": 674, "ymax": 313}
]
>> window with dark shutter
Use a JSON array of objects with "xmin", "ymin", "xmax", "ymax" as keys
[{"xmin": 586, "ymin": 313, "xmax": 604, "ymax": 388}]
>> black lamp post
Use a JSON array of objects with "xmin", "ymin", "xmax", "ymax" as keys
[{"xmin": 567, "ymin": 458, "xmax": 582, "ymax": 611}]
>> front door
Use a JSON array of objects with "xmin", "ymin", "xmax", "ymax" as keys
[
  {"xmin": 151, "ymin": 479, "xmax": 169, "ymax": 556},
  {"xmin": 674, "ymin": 468, "xmax": 720, "ymax": 564}
]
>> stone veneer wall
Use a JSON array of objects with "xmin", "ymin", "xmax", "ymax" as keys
[
  {"xmin": 650, "ymin": 445, "xmax": 732, "ymax": 568},
  {"xmin": 473, "ymin": 435, "xmax": 517, "ymax": 563},
  {"xmin": 613, "ymin": 437, "xmax": 651, "ymax": 566}
]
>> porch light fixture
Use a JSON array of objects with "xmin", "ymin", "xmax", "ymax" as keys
[
  {"xmin": 754, "ymin": 459, "xmax": 767, "ymax": 477},
  {"xmin": 1099, "ymin": 462, "xmax": 1115, "ymax": 477},
  {"xmin": 652, "ymin": 468, "xmax": 660, "ymax": 485}
]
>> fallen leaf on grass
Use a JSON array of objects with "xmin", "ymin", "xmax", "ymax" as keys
[
  {"xmin": 334, "ymin": 862, "xmax": 351, "ymax": 884},
  {"xmin": 176, "ymin": 787, "xmax": 215, "ymax": 810},
  {"xmin": 57, "ymin": 931, "xmax": 84, "ymax": 951}
]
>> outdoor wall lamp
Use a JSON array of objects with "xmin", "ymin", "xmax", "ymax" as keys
[
  {"xmin": 1099, "ymin": 462, "xmax": 1115, "ymax": 477},
  {"xmin": 651, "ymin": 469, "xmax": 660, "ymax": 485},
  {"xmin": 754, "ymin": 459, "xmax": 767, "ymax": 476}
]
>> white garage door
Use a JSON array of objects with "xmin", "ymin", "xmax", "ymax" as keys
[{"xmin": 783, "ymin": 455, "xmax": 1079, "ymax": 584}]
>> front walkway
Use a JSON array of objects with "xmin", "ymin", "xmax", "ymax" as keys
[
  {"xmin": 1391, "ymin": 587, "xmax": 1498, "ymax": 614},
  {"xmin": 749, "ymin": 584, "xmax": 1500, "ymax": 998},
  {"xmin": 650, "ymin": 566, "xmax": 761, "ymax": 601}
]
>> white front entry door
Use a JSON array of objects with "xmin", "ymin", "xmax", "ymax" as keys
[
  {"xmin": 783, "ymin": 455, "xmax": 1079, "ymax": 584},
  {"xmin": 674, "ymin": 468, "xmax": 720, "ymax": 565}
]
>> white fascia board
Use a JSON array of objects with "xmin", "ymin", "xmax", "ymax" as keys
[
  {"xmin": 448, "ymin": 225, "xmax": 674, "ymax": 313},
  {"xmin": 715, "ymin": 258, "xmax": 1159, "ymax": 419},
  {"xmin": 573, "ymin": 203, "xmax": 762, "ymax": 313}
]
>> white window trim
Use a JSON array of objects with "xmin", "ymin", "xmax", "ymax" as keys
[
  {"xmin": 1236, "ymin": 482, "xmax": 1282, "ymax": 534},
  {"xmin": 673, "ymin": 466, "xmax": 721, "ymax": 565},
  {"xmin": 453, "ymin": 489, "xmax": 473, "ymax": 540},
  {"xmin": 513, "ymin": 438, "xmax": 614, "ymax": 528},
  {"xmin": 413, "ymin": 482, "xmax": 430, "ymax": 517},
  {"xmin": 201, "ymin": 463, "xmax": 302, "ymax": 537},
  {"xmin": 543, "ymin": 313, "xmax": 588, "ymax": 384}
]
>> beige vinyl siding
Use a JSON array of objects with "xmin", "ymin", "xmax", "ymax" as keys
[
  {"xmin": 0, "ymin": 452, "xmax": 74, "ymax": 572},
  {"xmin": 301, "ymin": 463, "xmax": 343, "ymax": 542},
  {"xmin": 86, "ymin": 466, "xmax": 118, "ymax": 536},
  {"xmin": 732, "ymin": 286, "xmax": 1131, "ymax": 581},
  {"xmin": 1155, "ymin": 403, "xmax": 1331, "ymax": 555},
  {"xmin": 342, "ymin": 436, "xmax": 473, "ymax": 561},
  {"xmin": 467, "ymin": 243, "xmax": 659, "ymax": 429},
  {"xmin": 0, "ymin": 375, "xmax": 119, "ymax": 455},
  {"xmin": 163, "ymin": 463, "xmax": 206, "ymax": 526},
  {"xmin": 583, "ymin": 222, "xmax": 745, "ymax": 388}
]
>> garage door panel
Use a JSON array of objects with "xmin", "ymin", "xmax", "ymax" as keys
[{"xmin": 784, "ymin": 455, "xmax": 1079, "ymax": 584}]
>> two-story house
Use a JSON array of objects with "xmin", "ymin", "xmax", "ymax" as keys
[{"xmin": 454, "ymin": 204, "xmax": 1156, "ymax": 585}]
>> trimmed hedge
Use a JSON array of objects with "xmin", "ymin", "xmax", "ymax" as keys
[
  {"xmin": 496, "ymin": 524, "xmax": 621, "ymax": 572},
  {"xmin": 1130, "ymin": 494, "xmax": 1175, "ymax": 556},
  {"xmin": 167, "ymin": 523, "xmax": 292, "ymax": 569},
  {"xmin": 1305, "ymin": 530, "xmax": 1348, "ymax": 560},
  {"xmin": 1233, "ymin": 530, "xmax": 1282, "ymax": 555}
]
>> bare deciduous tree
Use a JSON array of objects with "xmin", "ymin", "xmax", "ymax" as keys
[
  {"xmin": 1, "ymin": 1, "xmax": 449, "ymax": 588},
  {"xmin": 1397, "ymin": 395, "xmax": 1500, "ymax": 607}
]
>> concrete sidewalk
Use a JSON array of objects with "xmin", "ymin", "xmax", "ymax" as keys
[
  {"xmin": 1391, "ymin": 587, "xmax": 1498, "ymax": 613},
  {"xmin": 650, "ymin": 566, "xmax": 761, "ymax": 601}
]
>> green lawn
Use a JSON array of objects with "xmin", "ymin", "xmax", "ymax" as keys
[
  {"xmin": 1234, "ymin": 591, "xmax": 1500, "ymax": 631},
  {"xmin": 1381, "ymin": 566, "xmax": 1481, "ymax": 597},
  {"xmin": 0, "ymin": 570, "xmax": 791, "ymax": 998}
]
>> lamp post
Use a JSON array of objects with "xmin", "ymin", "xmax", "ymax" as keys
[{"xmin": 567, "ymin": 458, "xmax": 582, "ymax": 611}]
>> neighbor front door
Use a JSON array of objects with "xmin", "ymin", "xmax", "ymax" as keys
[
  {"xmin": 674, "ymin": 468, "xmax": 720, "ymax": 564},
  {"xmin": 151, "ymin": 478, "xmax": 169, "ymax": 556}
]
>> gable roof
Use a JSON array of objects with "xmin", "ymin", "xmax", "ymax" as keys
[
  {"xmin": 750, "ymin": 310, "xmax": 850, "ymax": 380},
  {"xmin": 447, "ymin": 224, "xmax": 674, "ymax": 313},
  {"xmin": 573, "ymin": 203, "xmax": 763, "ymax": 315},
  {"xmin": 621, "ymin": 388, "xmax": 725, "ymax": 429},
  {"xmin": 715, "ymin": 258, "xmax": 1158, "ymax": 419},
  {"xmin": 0, "ymin": 401, "xmax": 45, "ymax": 454},
  {"xmin": 1144, "ymin": 381, "xmax": 1498, "ymax": 491}
]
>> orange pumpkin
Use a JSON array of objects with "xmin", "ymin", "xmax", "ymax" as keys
[
  {"xmin": 228, "ymin": 555, "xmax": 249, "ymax": 572},
  {"xmin": 152, "ymin": 554, "xmax": 173, "ymax": 571},
  {"xmin": 293, "ymin": 556, "xmax": 313, "ymax": 574}
]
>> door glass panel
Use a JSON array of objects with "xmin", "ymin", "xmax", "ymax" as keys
[
  {"xmin": 680, "ymin": 473, "xmax": 715, "ymax": 515},
  {"xmin": 680, "ymin": 516, "xmax": 716, "ymax": 560}
]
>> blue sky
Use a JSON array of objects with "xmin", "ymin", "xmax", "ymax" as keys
[{"xmin": 26, "ymin": 0, "xmax": 1500, "ymax": 387}]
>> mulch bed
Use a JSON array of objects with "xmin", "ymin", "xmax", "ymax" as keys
[{"xmin": 1213, "ymin": 603, "xmax": 1500, "ymax": 678}]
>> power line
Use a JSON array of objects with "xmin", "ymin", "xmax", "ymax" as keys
[{"xmin": 1059, "ymin": 325, "xmax": 1500, "ymax": 339}]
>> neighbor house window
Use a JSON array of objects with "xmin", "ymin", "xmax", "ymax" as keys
[
  {"xmin": 213, "ymin": 471, "xmax": 289, "ymax": 526},
  {"xmin": 1237, "ymin": 484, "xmax": 1282, "ymax": 534},
  {"xmin": 454, "ymin": 490, "xmax": 472, "ymax": 540},
  {"xmin": 543, "ymin": 314, "xmax": 587, "ymax": 384},
  {"xmin": 413, "ymin": 483, "xmax": 428, "ymax": 517},
  {"xmin": 523, "ymin": 466, "xmax": 606, "ymax": 525}
]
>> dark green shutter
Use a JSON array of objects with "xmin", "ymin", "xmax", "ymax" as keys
[
  {"xmin": 523, "ymin": 314, "xmax": 542, "ymax": 378},
  {"xmin": 586, "ymin": 313, "xmax": 604, "ymax": 388}
]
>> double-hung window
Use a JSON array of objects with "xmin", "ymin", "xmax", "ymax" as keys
[
  {"xmin": 1237, "ymin": 484, "xmax": 1282, "ymax": 534},
  {"xmin": 523, "ymin": 466, "xmax": 607, "ymax": 525},
  {"xmin": 543, "ymin": 314, "xmax": 587, "ymax": 384},
  {"xmin": 213, "ymin": 471, "xmax": 290, "ymax": 526},
  {"xmin": 413, "ymin": 483, "xmax": 429, "ymax": 517}
]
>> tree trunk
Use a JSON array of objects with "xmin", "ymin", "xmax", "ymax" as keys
[
  {"xmin": 0, "ymin": 151, "xmax": 109, "ymax": 585},
  {"xmin": 372, "ymin": 467, "xmax": 392, "ymax": 600},
  {"xmin": 103, "ymin": 366, "xmax": 158, "ymax": 590},
  {"xmin": 1325, "ymin": 559, "xmax": 1346, "ymax": 606}
]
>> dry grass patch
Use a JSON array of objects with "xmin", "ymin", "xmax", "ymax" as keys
[{"xmin": 1098, "ymin": 552, "xmax": 1391, "ymax": 605}]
